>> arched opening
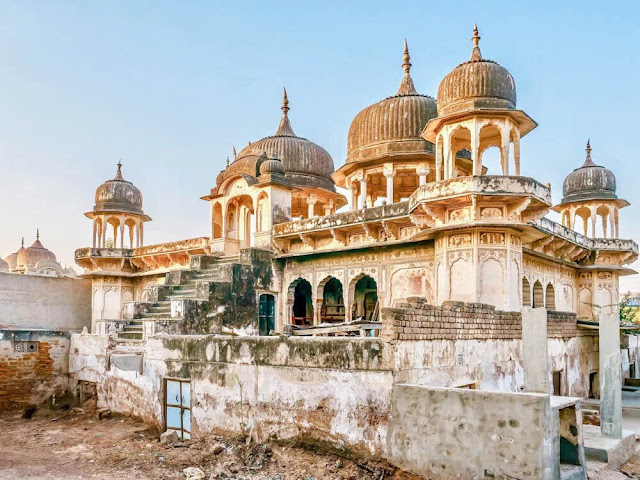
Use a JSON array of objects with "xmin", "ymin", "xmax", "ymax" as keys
[
  {"xmin": 319, "ymin": 277, "xmax": 345, "ymax": 324},
  {"xmin": 578, "ymin": 287, "xmax": 592, "ymax": 319},
  {"xmin": 212, "ymin": 202, "xmax": 223, "ymax": 238},
  {"xmin": 533, "ymin": 280, "xmax": 544, "ymax": 308},
  {"xmin": 105, "ymin": 217, "xmax": 120, "ymax": 248},
  {"xmin": 574, "ymin": 206, "xmax": 591, "ymax": 237},
  {"xmin": 596, "ymin": 205, "xmax": 609, "ymax": 238},
  {"xmin": 479, "ymin": 124, "xmax": 503, "ymax": 174},
  {"xmin": 94, "ymin": 218, "xmax": 103, "ymax": 248},
  {"xmin": 522, "ymin": 278, "xmax": 531, "ymax": 307},
  {"xmin": 288, "ymin": 278, "xmax": 313, "ymax": 326},
  {"xmin": 561, "ymin": 210, "xmax": 572, "ymax": 229},
  {"xmin": 350, "ymin": 275, "xmax": 378, "ymax": 321},
  {"xmin": 449, "ymin": 126, "xmax": 471, "ymax": 179},
  {"xmin": 125, "ymin": 218, "xmax": 137, "ymax": 248},
  {"xmin": 226, "ymin": 204, "xmax": 237, "ymax": 239},
  {"xmin": 545, "ymin": 284, "xmax": 556, "ymax": 310},
  {"xmin": 258, "ymin": 294, "xmax": 275, "ymax": 335},
  {"xmin": 256, "ymin": 193, "xmax": 268, "ymax": 233}
]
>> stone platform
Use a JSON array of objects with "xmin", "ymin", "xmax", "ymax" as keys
[{"xmin": 583, "ymin": 425, "xmax": 636, "ymax": 469}]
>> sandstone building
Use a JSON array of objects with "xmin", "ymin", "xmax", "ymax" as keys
[{"xmin": 68, "ymin": 27, "xmax": 639, "ymax": 475}]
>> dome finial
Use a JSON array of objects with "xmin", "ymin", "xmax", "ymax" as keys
[
  {"xmin": 396, "ymin": 38, "xmax": 418, "ymax": 95},
  {"xmin": 233, "ymin": 145, "xmax": 237, "ymax": 159},
  {"xmin": 114, "ymin": 161, "xmax": 124, "ymax": 180},
  {"xmin": 21, "ymin": 237, "xmax": 24, "ymax": 248},
  {"xmin": 471, "ymin": 23, "xmax": 482, "ymax": 61},
  {"xmin": 36, "ymin": 228, "xmax": 40, "ymax": 240},
  {"xmin": 275, "ymin": 87, "xmax": 296, "ymax": 136},
  {"xmin": 226, "ymin": 156, "xmax": 230, "ymax": 168},
  {"xmin": 583, "ymin": 139, "xmax": 596, "ymax": 167}
]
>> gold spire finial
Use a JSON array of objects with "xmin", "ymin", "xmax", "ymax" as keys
[
  {"xmin": 471, "ymin": 23, "xmax": 482, "ymax": 61},
  {"xmin": 233, "ymin": 145, "xmax": 237, "ymax": 159},
  {"xmin": 226, "ymin": 156, "xmax": 230, "ymax": 167},
  {"xmin": 275, "ymin": 87, "xmax": 296, "ymax": 136},
  {"xmin": 396, "ymin": 38, "xmax": 418, "ymax": 95}
]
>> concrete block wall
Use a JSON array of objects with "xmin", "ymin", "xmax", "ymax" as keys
[{"xmin": 0, "ymin": 330, "xmax": 71, "ymax": 410}]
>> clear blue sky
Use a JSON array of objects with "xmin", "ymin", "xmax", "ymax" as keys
[{"xmin": 1, "ymin": 1, "xmax": 639, "ymax": 289}]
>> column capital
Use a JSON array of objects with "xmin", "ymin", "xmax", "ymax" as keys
[{"xmin": 307, "ymin": 194, "xmax": 318, "ymax": 206}]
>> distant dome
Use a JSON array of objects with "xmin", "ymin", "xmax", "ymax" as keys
[
  {"xmin": 437, "ymin": 26, "xmax": 516, "ymax": 117},
  {"xmin": 235, "ymin": 89, "xmax": 336, "ymax": 192},
  {"xmin": 347, "ymin": 40, "xmax": 437, "ymax": 163},
  {"xmin": 562, "ymin": 142, "xmax": 617, "ymax": 203},
  {"xmin": 0, "ymin": 258, "xmax": 8, "ymax": 272},
  {"xmin": 17, "ymin": 232, "xmax": 56, "ymax": 268},
  {"xmin": 259, "ymin": 156, "xmax": 286, "ymax": 176},
  {"xmin": 93, "ymin": 163, "xmax": 145, "ymax": 215},
  {"xmin": 4, "ymin": 239, "xmax": 25, "ymax": 271}
]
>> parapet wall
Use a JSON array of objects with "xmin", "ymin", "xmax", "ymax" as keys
[
  {"xmin": 0, "ymin": 272, "xmax": 91, "ymax": 330},
  {"xmin": 382, "ymin": 299, "xmax": 577, "ymax": 342}
]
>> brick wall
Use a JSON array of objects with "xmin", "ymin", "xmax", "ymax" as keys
[
  {"xmin": 547, "ymin": 311, "xmax": 578, "ymax": 339},
  {"xmin": 0, "ymin": 330, "xmax": 71, "ymax": 410},
  {"xmin": 382, "ymin": 298, "xmax": 577, "ymax": 342}
]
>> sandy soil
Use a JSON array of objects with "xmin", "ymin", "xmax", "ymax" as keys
[{"xmin": 0, "ymin": 399, "xmax": 400, "ymax": 480}]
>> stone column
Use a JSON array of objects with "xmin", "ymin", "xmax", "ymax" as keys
[
  {"xmin": 350, "ymin": 181, "xmax": 358, "ymax": 212},
  {"xmin": 101, "ymin": 216, "xmax": 107, "ymax": 247},
  {"xmin": 92, "ymin": 220, "xmax": 97, "ymax": 248},
  {"xmin": 384, "ymin": 167, "xmax": 394, "ymax": 203},
  {"xmin": 435, "ymin": 137, "xmax": 443, "ymax": 181},
  {"xmin": 307, "ymin": 194, "xmax": 318, "ymax": 218},
  {"xmin": 324, "ymin": 200, "xmax": 333, "ymax": 216},
  {"xmin": 599, "ymin": 312, "xmax": 622, "ymax": 438},
  {"xmin": 513, "ymin": 130, "xmax": 521, "ymax": 176},
  {"xmin": 417, "ymin": 165, "xmax": 430, "ymax": 186},
  {"xmin": 443, "ymin": 134, "xmax": 451, "ymax": 180},
  {"xmin": 359, "ymin": 176, "xmax": 368, "ymax": 209},
  {"xmin": 471, "ymin": 121, "xmax": 481, "ymax": 176},
  {"xmin": 522, "ymin": 307, "xmax": 550, "ymax": 393},
  {"xmin": 590, "ymin": 206, "xmax": 597, "ymax": 237},
  {"xmin": 501, "ymin": 127, "xmax": 511, "ymax": 175}
]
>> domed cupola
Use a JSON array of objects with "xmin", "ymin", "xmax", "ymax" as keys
[
  {"xmin": 17, "ymin": 230, "xmax": 57, "ymax": 268},
  {"xmin": 86, "ymin": 163, "xmax": 151, "ymax": 249},
  {"xmin": 93, "ymin": 162, "xmax": 145, "ymax": 216},
  {"xmin": 562, "ymin": 141, "xmax": 617, "ymax": 203},
  {"xmin": 235, "ymin": 89, "xmax": 337, "ymax": 193},
  {"xmin": 437, "ymin": 25, "xmax": 517, "ymax": 117},
  {"xmin": 552, "ymin": 141, "xmax": 629, "ymax": 239},
  {"xmin": 345, "ymin": 40, "xmax": 438, "ymax": 164}
]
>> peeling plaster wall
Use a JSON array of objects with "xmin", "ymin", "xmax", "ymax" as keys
[{"xmin": 69, "ymin": 328, "xmax": 610, "ymax": 456}]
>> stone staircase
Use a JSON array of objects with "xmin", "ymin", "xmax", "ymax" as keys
[{"xmin": 118, "ymin": 254, "xmax": 244, "ymax": 341}]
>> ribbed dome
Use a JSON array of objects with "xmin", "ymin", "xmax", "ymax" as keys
[
  {"xmin": 0, "ymin": 258, "xmax": 8, "ymax": 272},
  {"xmin": 235, "ymin": 89, "xmax": 336, "ymax": 192},
  {"xmin": 562, "ymin": 142, "xmax": 617, "ymax": 202},
  {"xmin": 17, "ymin": 232, "xmax": 56, "ymax": 267},
  {"xmin": 259, "ymin": 156, "xmax": 286, "ymax": 176},
  {"xmin": 437, "ymin": 26, "xmax": 516, "ymax": 117},
  {"xmin": 94, "ymin": 163, "xmax": 144, "ymax": 215},
  {"xmin": 347, "ymin": 40, "xmax": 437, "ymax": 163}
]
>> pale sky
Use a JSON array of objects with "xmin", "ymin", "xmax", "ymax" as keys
[{"xmin": 1, "ymin": 2, "xmax": 639, "ymax": 290}]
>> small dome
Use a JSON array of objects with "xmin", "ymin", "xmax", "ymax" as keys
[
  {"xmin": 562, "ymin": 141, "xmax": 617, "ymax": 202},
  {"xmin": 94, "ymin": 163, "xmax": 145, "ymax": 215},
  {"xmin": 4, "ymin": 239, "xmax": 25, "ymax": 271},
  {"xmin": 0, "ymin": 258, "xmax": 8, "ymax": 272},
  {"xmin": 437, "ymin": 26, "xmax": 516, "ymax": 117},
  {"xmin": 259, "ymin": 156, "xmax": 286, "ymax": 176},
  {"xmin": 235, "ymin": 89, "xmax": 336, "ymax": 192},
  {"xmin": 347, "ymin": 40, "xmax": 437, "ymax": 163},
  {"xmin": 17, "ymin": 231, "xmax": 56, "ymax": 268}
]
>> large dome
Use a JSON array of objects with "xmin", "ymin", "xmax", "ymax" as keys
[
  {"xmin": 0, "ymin": 258, "xmax": 8, "ymax": 272},
  {"xmin": 562, "ymin": 141, "xmax": 617, "ymax": 203},
  {"xmin": 17, "ymin": 232, "xmax": 56, "ymax": 268},
  {"xmin": 93, "ymin": 163, "xmax": 145, "ymax": 215},
  {"xmin": 4, "ymin": 239, "xmax": 25, "ymax": 271},
  {"xmin": 235, "ymin": 89, "xmax": 336, "ymax": 192},
  {"xmin": 437, "ymin": 26, "xmax": 516, "ymax": 117},
  {"xmin": 347, "ymin": 40, "xmax": 437, "ymax": 163}
]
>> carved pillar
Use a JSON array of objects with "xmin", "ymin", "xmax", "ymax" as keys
[
  {"xmin": 501, "ymin": 125, "xmax": 510, "ymax": 175},
  {"xmin": 350, "ymin": 180, "xmax": 358, "ymax": 212},
  {"xmin": 443, "ymin": 133, "xmax": 452, "ymax": 180},
  {"xmin": 101, "ymin": 215, "xmax": 107, "ymax": 247},
  {"xmin": 513, "ymin": 130, "xmax": 521, "ymax": 176},
  {"xmin": 307, "ymin": 194, "xmax": 318, "ymax": 218},
  {"xmin": 140, "ymin": 221, "xmax": 144, "ymax": 247},
  {"xmin": 435, "ymin": 135, "xmax": 443, "ymax": 181},
  {"xmin": 119, "ymin": 220, "xmax": 125, "ymax": 249},
  {"xmin": 92, "ymin": 220, "xmax": 97, "ymax": 248},
  {"xmin": 590, "ymin": 206, "xmax": 597, "ymax": 237},
  {"xmin": 324, "ymin": 200, "xmax": 334, "ymax": 216},
  {"xmin": 471, "ymin": 121, "xmax": 481, "ymax": 176},
  {"xmin": 417, "ymin": 165, "xmax": 430, "ymax": 186},
  {"xmin": 384, "ymin": 168, "xmax": 395, "ymax": 203},
  {"xmin": 359, "ymin": 175, "xmax": 368, "ymax": 209}
]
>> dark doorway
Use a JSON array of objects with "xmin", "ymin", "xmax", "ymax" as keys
[
  {"xmin": 291, "ymin": 279, "xmax": 313, "ymax": 325},
  {"xmin": 258, "ymin": 294, "xmax": 275, "ymax": 335},
  {"xmin": 352, "ymin": 275, "xmax": 378, "ymax": 321},
  {"xmin": 321, "ymin": 277, "xmax": 345, "ymax": 323},
  {"xmin": 552, "ymin": 370, "xmax": 562, "ymax": 395}
]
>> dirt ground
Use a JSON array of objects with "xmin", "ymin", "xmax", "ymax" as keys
[{"xmin": 0, "ymin": 399, "xmax": 403, "ymax": 480}]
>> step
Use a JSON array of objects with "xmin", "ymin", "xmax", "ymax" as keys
[
  {"xmin": 118, "ymin": 331, "xmax": 143, "ymax": 340},
  {"xmin": 123, "ymin": 325, "xmax": 143, "ymax": 332}
]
